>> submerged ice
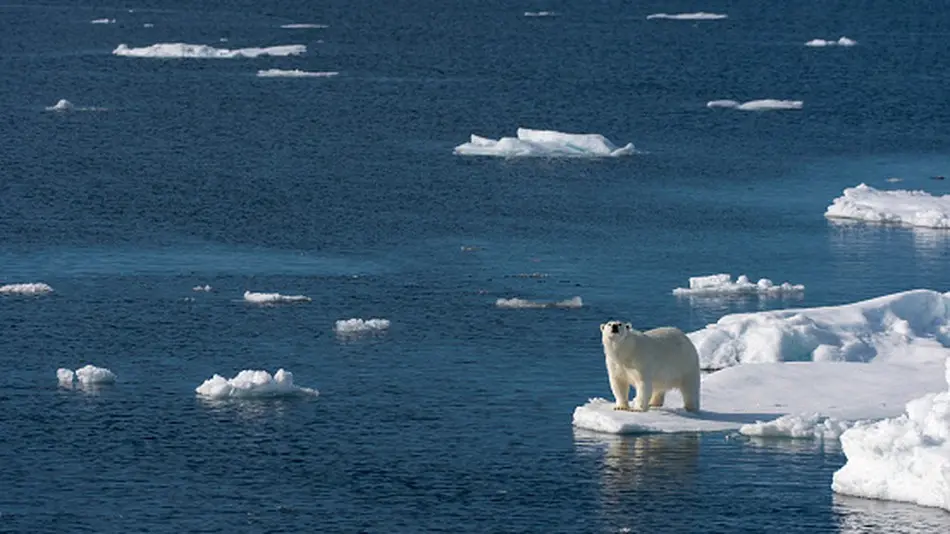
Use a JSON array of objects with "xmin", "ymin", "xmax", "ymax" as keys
[
  {"xmin": 646, "ymin": 12, "xmax": 727, "ymax": 20},
  {"xmin": 825, "ymin": 183, "xmax": 950, "ymax": 229},
  {"xmin": 195, "ymin": 369, "xmax": 318, "ymax": 399},
  {"xmin": 707, "ymin": 99, "xmax": 803, "ymax": 111},
  {"xmin": 256, "ymin": 69, "xmax": 339, "ymax": 78},
  {"xmin": 113, "ymin": 43, "xmax": 306, "ymax": 58},
  {"xmin": 495, "ymin": 296, "xmax": 583, "ymax": 309},
  {"xmin": 454, "ymin": 128, "xmax": 635, "ymax": 158}
]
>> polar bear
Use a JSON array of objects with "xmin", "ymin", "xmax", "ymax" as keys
[{"xmin": 600, "ymin": 320, "xmax": 701, "ymax": 412}]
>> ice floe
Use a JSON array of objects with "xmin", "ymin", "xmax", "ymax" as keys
[
  {"xmin": 832, "ymin": 357, "xmax": 950, "ymax": 512},
  {"xmin": 91, "ymin": 18, "xmax": 116, "ymax": 24},
  {"xmin": 805, "ymin": 37, "xmax": 857, "ymax": 47},
  {"xmin": 454, "ymin": 128, "xmax": 635, "ymax": 158},
  {"xmin": 44, "ymin": 99, "xmax": 107, "ymax": 113},
  {"xmin": 707, "ymin": 99, "xmax": 803, "ymax": 111},
  {"xmin": 646, "ymin": 12, "xmax": 727, "ymax": 20},
  {"xmin": 825, "ymin": 183, "xmax": 950, "ymax": 229},
  {"xmin": 280, "ymin": 23, "xmax": 328, "ymax": 29},
  {"xmin": 0, "ymin": 282, "xmax": 53, "ymax": 294},
  {"xmin": 113, "ymin": 43, "xmax": 306, "ymax": 59},
  {"xmin": 256, "ymin": 69, "xmax": 339, "ymax": 78},
  {"xmin": 58, "ymin": 365, "xmax": 116, "ymax": 387},
  {"xmin": 495, "ymin": 296, "xmax": 583, "ymax": 309},
  {"xmin": 524, "ymin": 11, "xmax": 556, "ymax": 17},
  {"xmin": 192, "ymin": 284, "xmax": 212, "ymax": 292},
  {"xmin": 738, "ymin": 413, "xmax": 853, "ymax": 440},
  {"xmin": 689, "ymin": 289, "xmax": 950, "ymax": 368},
  {"xmin": 195, "ymin": 369, "xmax": 318, "ymax": 399},
  {"xmin": 672, "ymin": 274, "xmax": 804, "ymax": 297},
  {"xmin": 335, "ymin": 318, "xmax": 391, "ymax": 334},
  {"xmin": 243, "ymin": 290, "xmax": 311, "ymax": 304}
]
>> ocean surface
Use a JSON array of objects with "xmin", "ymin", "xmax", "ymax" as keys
[{"xmin": 3, "ymin": 0, "xmax": 950, "ymax": 532}]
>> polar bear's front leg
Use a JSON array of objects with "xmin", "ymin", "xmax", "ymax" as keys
[
  {"xmin": 608, "ymin": 368, "xmax": 631, "ymax": 411},
  {"xmin": 632, "ymin": 380, "xmax": 652, "ymax": 412}
]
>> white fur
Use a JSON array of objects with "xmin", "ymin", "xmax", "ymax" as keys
[{"xmin": 600, "ymin": 321, "xmax": 701, "ymax": 412}]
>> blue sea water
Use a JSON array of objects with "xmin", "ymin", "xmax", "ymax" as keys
[{"xmin": 2, "ymin": 0, "xmax": 950, "ymax": 531}]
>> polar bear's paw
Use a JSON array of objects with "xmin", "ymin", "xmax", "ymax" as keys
[{"xmin": 613, "ymin": 405, "xmax": 632, "ymax": 411}]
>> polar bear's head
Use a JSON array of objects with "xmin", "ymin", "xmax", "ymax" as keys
[{"xmin": 601, "ymin": 320, "xmax": 632, "ymax": 340}]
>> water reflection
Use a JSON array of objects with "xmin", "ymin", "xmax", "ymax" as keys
[{"xmin": 833, "ymin": 494, "xmax": 950, "ymax": 533}]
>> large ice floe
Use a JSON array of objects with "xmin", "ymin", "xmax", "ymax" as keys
[
  {"xmin": 573, "ymin": 289, "xmax": 950, "ymax": 434},
  {"xmin": 0, "ymin": 282, "xmax": 53, "ymax": 295},
  {"xmin": 256, "ymin": 69, "xmax": 339, "ymax": 78},
  {"xmin": 672, "ymin": 273, "xmax": 804, "ymax": 297},
  {"xmin": 243, "ymin": 290, "xmax": 311, "ymax": 304},
  {"xmin": 646, "ymin": 12, "xmax": 727, "ymax": 20},
  {"xmin": 335, "ymin": 318, "xmax": 391, "ymax": 334},
  {"xmin": 195, "ymin": 369, "xmax": 318, "ymax": 399},
  {"xmin": 113, "ymin": 43, "xmax": 306, "ymax": 58},
  {"xmin": 453, "ymin": 128, "xmax": 635, "ymax": 158},
  {"xmin": 832, "ymin": 356, "xmax": 950, "ymax": 512},
  {"xmin": 706, "ymin": 99, "xmax": 803, "ymax": 111},
  {"xmin": 825, "ymin": 183, "xmax": 950, "ymax": 229},
  {"xmin": 805, "ymin": 37, "xmax": 857, "ymax": 47},
  {"xmin": 495, "ymin": 296, "xmax": 583, "ymax": 309},
  {"xmin": 58, "ymin": 365, "xmax": 117, "ymax": 387}
]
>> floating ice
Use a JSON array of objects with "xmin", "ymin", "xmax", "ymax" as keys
[
  {"xmin": 46, "ymin": 99, "xmax": 74, "ymax": 112},
  {"xmin": 192, "ymin": 284, "xmax": 212, "ymax": 292},
  {"xmin": 738, "ymin": 413, "xmax": 853, "ymax": 439},
  {"xmin": 57, "ymin": 368, "xmax": 75, "ymax": 386},
  {"xmin": 572, "ymin": 352, "xmax": 947, "ymax": 434},
  {"xmin": 688, "ymin": 289, "xmax": 950, "ymax": 369},
  {"xmin": 805, "ymin": 37, "xmax": 858, "ymax": 47},
  {"xmin": 334, "ymin": 318, "xmax": 391, "ymax": 334},
  {"xmin": 832, "ymin": 357, "xmax": 950, "ymax": 512},
  {"xmin": 646, "ymin": 12, "xmax": 728, "ymax": 20},
  {"xmin": 524, "ymin": 11, "xmax": 556, "ymax": 17},
  {"xmin": 280, "ymin": 23, "xmax": 328, "ymax": 29},
  {"xmin": 707, "ymin": 99, "xmax": 803, "ymax": 111},
  {"xmin": 0, "ymin": 282, "xmax": 53, "ymax": 294},
  {"xmin": 454, "ymin": 128, "xmax": 635, "ymax": 158},
  {"xmin": 243, "ymin": 290, "xmax": 311, "ymax": 304},
  {"xmin": 256, "ymin": 69, "xmax": 339, "ymax": 78},
  {"xmin": 58, "ymin": 365, "xmax": 116, "ymax": 387},
  {"xmin": 495, "ymin": 296, "xmax": 583, "ymax": 309},
  {"xmin": 143, "ymin": 23, "xmax": 154, "ymax": 28},
  {"xmin": 672, "ymin": 273, "xmax": 804, "ymax": 297},
  {"xmin": 91, "ymin": 18, "xmax": 115, "ymax": 24},
  {"xmin": 825, "ymin": 183, "xmax": 950, "ymax": 229},
  {"xmin": 113, "ymin": 43, "xmax": 306, "ymax": 59},
  {"xmin": 195, "ymin": 369, "xmax": 318, "ymax": 399}
]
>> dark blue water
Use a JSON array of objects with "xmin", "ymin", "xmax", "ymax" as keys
[{"xmin": 3, "ymin": 1, "xmax": 950, "ymax": 531}]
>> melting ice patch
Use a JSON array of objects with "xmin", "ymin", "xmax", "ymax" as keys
[
  {"xmin": 91, "ymin": 18, "xmax": 116, "ymax": 24},
  {"xmin": 44, "ymin": 99, "xmax": 107, "ymax": 113},
  {"xmin": 738, "ymin": 413, "xmax": 853, "ymax": 440},
  {"xmin": 454, "ymin": 128, "xmax": 635, "ymax": 158},
  {"xmin": 0, "ymin": 282, "xmax": 53, "ymax": 294},
  {"xmin": 688, "ymin": 289, "xmax": 950, "ymax": 369},
  {"xmin": 58, "ymin": 365, "xmax": 116, "ymax": 387},
  {"xmin": 243, "ymin": 290, "xmax": 311, "ymax": 304},
  {"xmin": 524, "ymin": 11, "xmax": 556, "ymax": 17},
  {"xmin": 707, "ymin": 99, "xmax": 803, "ymax": 111},
  {"xmin": 280, "ymin": 23, "xmax": 328, "ymax": 29},
  {"xmin": 825, "ymin": 183, "xmax": 950, "ymax": 229},
  {"xmin": 832, "ymin": 357, "xmax": 950, "ymax": 512},
  {"xmin": 335, "ymin": 318, "xmax": 391, "ymax": 334},
  {"xmin": 113, "ymin": 43, "xmax": 306, "ymax": 59},
  {"xmin": 192, "ymin": 284, "xmax": 212, "ymax": 292},
  {"xmin": 805, "ymin": 37, "xmax": 857, "ymax": 47},
  {"xmin": 257, "ymin": 69, "xmax": 339, "ymax": 78},
  {"xmin": 496, "ymin": 296, "xmax": 583, "ymax": 309},
  {"xmin": 672, "ymin": 274, "xmax": 804, "ymax": 297},
  {"xmin": 195, "ymin": 369, "xmax": 318, "ymax": 399},
  {"xmin": 646, "ymin": 12, "xmax": 727, "ymax": 20}
]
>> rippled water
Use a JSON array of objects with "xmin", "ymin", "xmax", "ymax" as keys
[{"xmin": 3, "ymin": 0, "xmax": 950, "ymax": 531}]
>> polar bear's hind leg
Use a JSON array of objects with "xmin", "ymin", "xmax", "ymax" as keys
[{"xmin": 649, "ymin": 390, "xmax": 666, "ymax": 407}]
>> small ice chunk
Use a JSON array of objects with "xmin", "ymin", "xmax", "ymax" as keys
[{"xmin": 243, "ymin": 290, "xmax": 311, "ymax": 304}]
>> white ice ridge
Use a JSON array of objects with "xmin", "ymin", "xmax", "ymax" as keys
[
  {"xmin": 738, "ymin": 413, "xmax": 853, "ymax": 440},
  {"xmin": 825, "ymin": 183, "xmax": 950, "ymax": 229},
  {"xmin": 91, "ymin": 18, "xmax": 116, "ymax": 24},
  {"xmin": 689, "ymin": 289, "xmax": 950, "ymax": 369},
  {"xmin": 335, "ymin": 318, "xmax": 391, "ymax": 334},
  {"xmin": 495, "ymin": 296, "xmax": 583, "ymax": 309},
  {"xmin": 57, "ymin": 365, "xmax": 117, "ymax": 386},
  {"xmin": 706, "ymin": 99, "xmax": 803, "ymax": 111},
  {"xmin": 113, "ymin": 43, "xmax": 306, "ymax": 59},
  {"xmin": 243, "ymin": 290, "xmax": 311, "ymax": 304},
  {"xmin": 280, "ymin": 23, "xmax": 328, "ymax": 29},
  {"xmin": 0, "ymin": 282, "xmax": 53, "ymax": 294},
  {"xmin": 524, "ymin": 11, "xmax": 556, "ymax": 17},
  {"xmin": 192, "ymin": 284, "xmax": 212, "ymax": 292},
  {"xmin": 646, "ymin": 12, "xmax": 728, "ymax": 20},
  {"xmin": 805, "ymin": 37, "xmax": 857, "ymax": 47},
  {"xmin": 832, "ymin": 357, "xmax": 950, "ymax": 512},
  {"xmin": 454, "ymin": 128, "xmax": 635, "ymax": 158},
  {"xmin": 256, "ymin": 69, "xmax": 339, "ymax": 78},
  {"xmin": 195, "ymin": 369, "xmax": 318, "ymax": 399},
  {"xmin": 572, "ymin": 354, "xmax": 947, "ymax": 435},
  {"xmin": 672, "ymin": 273, "xmax": 804, "ymax": 297}
]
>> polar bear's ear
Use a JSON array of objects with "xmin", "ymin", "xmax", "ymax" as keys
[
  {"xmin": 625, "ymin": 323, "xmax": 632, "ymax": 331},
  {"xmin": 600, "ymin": 323, "xmax": 606, "ymax": 332}
]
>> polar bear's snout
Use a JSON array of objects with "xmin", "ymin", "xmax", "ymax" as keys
[{"xmin": 611, "ymin": 323, "xmax": 620, "ymax": 334}]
